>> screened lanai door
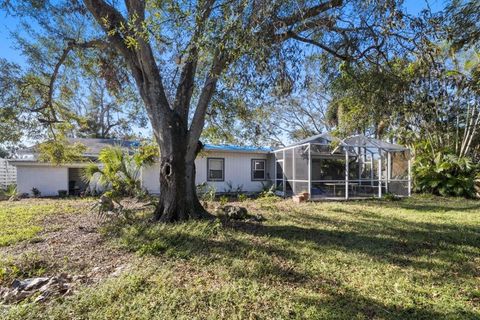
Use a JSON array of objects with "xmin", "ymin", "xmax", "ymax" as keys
[{"xmin": 274, "ymin": 144, "xmax": 310, "ymax": 197}]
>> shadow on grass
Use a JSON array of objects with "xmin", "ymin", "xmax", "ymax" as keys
[
  {"xmin": 342, "ymin": 196, "xmax": 480, "ymax": 213},
  {"xmin": 307, "ymin": 206, "xmax": 480, "ymax": 244},
  {"xmin": 238, "ymin": 220, "xmax": 478, "ymax": 275},
  {"xmin": 296, "ymin": 286, "xmax": 480, "ymax": 320},
  {"xmin": 110, "ymin": 197, "xmax": 480, "ymax": 274},
  {"xmin": 233, "ymin": 202, "xmax": 480, "ymax": 278},
  {"xmin": 102, "ymin": 197, "xmax": 480, "ymax": 319},
  {"xmin": 106, "ymin": 220, "xmax": 479, "ymax": 319}
]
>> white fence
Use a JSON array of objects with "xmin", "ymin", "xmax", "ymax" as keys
[{"xmin": 0, "ymin": 159, "xmax": 16, "ymax": 188}]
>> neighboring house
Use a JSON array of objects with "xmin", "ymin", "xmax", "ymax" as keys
[
  {"xmin": 8, "ymin": 133, "xmax": 411, "ymax": 200},
  {"xmin": 8, "ymin": 138, "xmax": 274, "ymax": 197}
]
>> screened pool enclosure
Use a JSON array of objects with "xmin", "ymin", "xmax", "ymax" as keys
[{"xmin": 274, "ymin": 133, "xmax": 411, "ymax": 200}]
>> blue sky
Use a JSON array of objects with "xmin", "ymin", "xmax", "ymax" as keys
[{"xmin": 0, "ymin": 0, "xmax": 447, "ymax": 66}]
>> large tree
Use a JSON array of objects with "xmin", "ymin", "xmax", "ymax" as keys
[{"xmin": 2, "ymin": 0, "xmax": 402, "ymax": 221}]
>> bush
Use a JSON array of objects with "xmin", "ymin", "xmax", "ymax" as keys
[
  {"xmin": 31, "ymin": 188, "xmax": 41, "ymax": 198},
  {"xmin": 219, "ymin": 195, "xmax": 229, "ymax": 205},
  {"xmin": 382, "ymin": 192, "xmax": 400, "ymax": 201},
  {"xmin": 196, "ymin": 183, "xmax": 216, "ymax": 202},
  {"xmin": 82, "ymin": 144, "xmax": 157, "ymax": 199},
  {"xmin": 414, "ymin": 152, "xmax": 478, "ymax": 198},
  {"xmin": 223, "ymin": 181, "xmax": 243, "ymax": 195},
  {"xmin": 58, "ymin": 190, "xmax": 68, "ymax": 198},
  {"xmin": 258, "ymin": 183, "xmax": 277, "ymax": 199},
  {"xmin": 1, "ymin": 185, "xmax": 17, "ymax": 199},
  {"xmin": 237, "ymin": 193, "xmax": 248, "ymax": 202}
]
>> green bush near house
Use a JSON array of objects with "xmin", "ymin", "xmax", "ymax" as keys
[
  {"xmin": 83, "ymin": 144, "xmax": 158, "ymax": 198},
  {"xmin": 0, "ymin": 184, "xmax": 18, "ymax": 199},
  {"xmin": 414, "ymin": 152, "xmax": 479, "ymax": 198}
]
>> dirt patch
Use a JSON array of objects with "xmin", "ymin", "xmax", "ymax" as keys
[{"xmin": 0, "ymin": 200, "xmax": 135, "ymax": 283}]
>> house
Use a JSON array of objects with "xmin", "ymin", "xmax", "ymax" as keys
[
  {"xmin": 9, "ymin": 133, "xmax": 411, "ymax": 200},
  {"xmin": 8, "ymin": 138, "xmax": 275, "ymax": 197},
  {"xmin": 141, "ymin": 144, "xmax": 275, "ymax": 194}
]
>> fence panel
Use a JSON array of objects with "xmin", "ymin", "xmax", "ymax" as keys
[{"xmin": 0, "ymin": 159, "xmax": 16, "ymax": 188}]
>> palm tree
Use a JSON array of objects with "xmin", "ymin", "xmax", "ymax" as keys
[{"xmin": 83, "ymin": 145, "xmax": 157, "ymax": 197}]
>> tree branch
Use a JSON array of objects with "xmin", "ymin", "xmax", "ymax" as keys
[
  {"xmin": 276, "ymin": 0, "xmax": 343, "ymax": 26},
  {"xmin": 187, "ymin": 50, "xmax": 228, "ymax": 158},
  {"xmin": 84, "ymin": 0, "xmax": 171, "ymax": 133},
  {"xmin": 31, "ymin": 39, "xmax": 107, "ymax": 120},
  {"xmin": 286, "ymin": 32, "xmax": 350, "ymax": 60},
  {"xmin": 173, "ymin": 0, "xmax": 216, "ymax": 122}
]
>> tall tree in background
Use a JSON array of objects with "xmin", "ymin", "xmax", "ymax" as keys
[
  {"xmin": 0, "ymin": 59, "xmax": 45, "ymax": 156},
  {"xmin": 0, "ymin": 13, "xmax": 148, "ymax": 142},
  {"xmin": 73, "ymin": 77, "xmax": 147, "ymax": 139},
  {"xmin": 322, "ymin": 4, "xmax": 480, "ymax": 160},
  {"xmin": 2, "ymin": 0, "xmax": 403, "ymax": 221}
]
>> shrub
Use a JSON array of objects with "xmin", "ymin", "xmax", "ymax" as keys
[
  {"xmin": 237, "ymin": 193, "xmax": 248, "ymax": 202},
  {"xmin": 224, "ymin": 181, "xmax": 243, "ymax": 195},
  {"xmin": 83, "ymin": 144, "xmax": 157, "ymax": 198},
  {"xmin": 382, "ymin": 192, "xmax": 400, "ymax": 201},
  {"xmin": 219, "ymin": 195, "xmax": 229, "ymax": 205},
  {"xmin": 475, "ymin": 174, "xmax": 480, "ymax": 197},
  {"xmin": 58, "ymin": 190, "xmax": 68, "ymax": 198},
  {"xmin": 1, "ymin": 185, "xmax": 17, "ymax": 198},
  {"xmin": 258, "ymin": 183, "xmax": 277, "ymax": 199},
  {"xmin": 414, "ymin": 152, "xmax": 478, "ymax": 198},
  {"xmin": 196, "ymin": 183, "xmax": 216, "ymax": 202},
  {"xmin": 31, "ymin": 188, "xmax": 41, "ymax": 198}
]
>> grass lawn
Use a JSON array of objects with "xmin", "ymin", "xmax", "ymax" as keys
[
  {"xmin": 0, "ymin": 200, "xmax": 80, "ymax": 247},
  {"xmin": 1, "ymin": 195, "xmax": 479, "ymax": 319}
]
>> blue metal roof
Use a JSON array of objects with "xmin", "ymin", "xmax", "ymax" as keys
[{"xmin": 204, "ymin": 144, "xmax": 272, "ymax": 153}]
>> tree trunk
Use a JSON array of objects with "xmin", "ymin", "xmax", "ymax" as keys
[{"xmin": 153, "ymin": 135, "xmax": 212, "ymax": 222}]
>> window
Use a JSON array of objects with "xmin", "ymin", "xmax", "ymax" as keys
[
  {"xmin": 251, "ymin": 159, "xmax": 266, "ymax": 180},
  {"xmin": 207, "ymin": 158, "xmax": 224, "ymax": 181}
]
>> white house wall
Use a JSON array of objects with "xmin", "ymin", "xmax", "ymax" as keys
[
  {"xmin": 13, "ymin": 151, "xmax": 274, "ymax": 197},
  {"xmin": 141, "ymin": 164, "xmax": 161, "ymax": 194},
  {"xmin": 16, "ymin": 166, "xmax": 68, "ymax": 197},
  {"xmin": 142, "ymin": 151, "xmax": 273, "ymax": 194}
]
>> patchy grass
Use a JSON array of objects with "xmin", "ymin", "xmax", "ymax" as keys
[
  {"xmin": 0, "ymin": 199, "xmax": 92, "ymax": 286},
  {"xmin": 0, "ymin": 200, "xmax": 81, "ymax": 247},
  {"xmin": 1, "ymin": 195, "xmax": 480, "ymax": 319},
  {"xmin": 0, "ymin": 252, "xmax": 49, "ymax": 285}
]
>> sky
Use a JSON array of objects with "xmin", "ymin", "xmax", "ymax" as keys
[{"xmin": 0, "ymin": 0, "xmax": 447, "ymax": 67}]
